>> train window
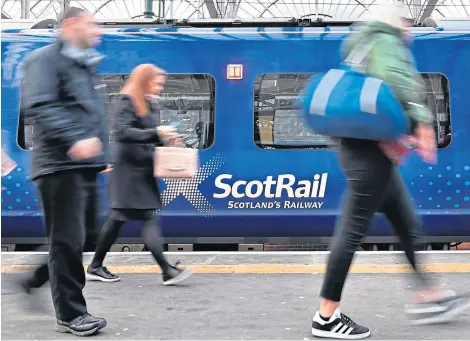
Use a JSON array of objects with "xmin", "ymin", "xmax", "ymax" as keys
[
  {"xmin": 17, "ymin": 73, "xmax": 215, "ymax": 150},
  {"xmin": 253, "ymin": 73, "xmax": 451, "ymax": 149},
  {"xmin": 421, "ymin": 73, "xmax": 451, "ymax": 148},
  {"xmin": 254, "ymin": 73, "xmax": 332, "ymax": 150}
]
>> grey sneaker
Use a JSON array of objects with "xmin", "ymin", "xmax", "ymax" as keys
[{"xmin": 405, "ymin": 291, "xmax": 470, "ymax": 325}]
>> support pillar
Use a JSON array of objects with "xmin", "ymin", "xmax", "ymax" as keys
[{"xmin": 21, "ymin": 0, "xmax": 30, "ymax": 19}]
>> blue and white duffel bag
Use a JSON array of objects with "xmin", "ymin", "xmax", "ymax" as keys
[{"xmin": 297, "ymin": 38, "xmax": 410, "ymax": 141}]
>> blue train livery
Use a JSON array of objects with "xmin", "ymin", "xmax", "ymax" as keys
[{"xmin": 2, "ymin": 20, "xmax": 470, "ymax": 248}]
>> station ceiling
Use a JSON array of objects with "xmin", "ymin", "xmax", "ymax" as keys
[{"xmin": 2, "ymin": 0, "xmax": 470, "ymax": 23}]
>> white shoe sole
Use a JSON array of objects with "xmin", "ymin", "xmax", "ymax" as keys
[
  {"xmin": 408, "ymin": 298, "xmax": 470, "ymax": 325},
  {"xmin": 163, "ymin": 269, "xmax": 193, "ymax": 286},
  {"xmin": 312, "ymin": 328, "xmax": 371, "ymax": 339},
  {"xmin": 85, "ymin": 272, "xmax": 121, "ymax": 283}
]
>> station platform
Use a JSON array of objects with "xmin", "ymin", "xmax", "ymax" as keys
[{"xmin": 2, "ymin": 251, "xmax": 470, "ymax": 340}]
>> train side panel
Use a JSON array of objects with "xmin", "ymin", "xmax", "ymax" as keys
[{"xmin": 1, "ymin": 29, "xmax": 470, "ymax": 243}]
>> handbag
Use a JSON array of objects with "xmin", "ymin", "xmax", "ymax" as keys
[
  {"xmin": 154, "ymin": 145, "xmax": 199, "ymax": 179},
  {"xmin": 1, "ymin": 148, "xmax": 17, "ymax": 177},
  {"xmin": 297, "ymin": 35, "xmax": 410, "ymax": 141}
]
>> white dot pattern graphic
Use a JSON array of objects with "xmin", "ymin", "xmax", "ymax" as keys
[{"xmin": 158, "ymin": 154, "xmax": 226, "ymax": 216}]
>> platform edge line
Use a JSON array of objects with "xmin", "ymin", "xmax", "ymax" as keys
[{"xmin": 2, "ymin": 263, "xmax": 470, "ymax": 274}]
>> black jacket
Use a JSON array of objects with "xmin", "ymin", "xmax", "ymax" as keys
[
  {"xmin": 108, "ymin": 95, "xmax": 163, "ymax": 210},
  {"xmin": 21, "ymin": 40, "xmax": 109, "ymax": 180}
]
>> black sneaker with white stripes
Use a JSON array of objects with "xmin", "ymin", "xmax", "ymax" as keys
[
  {"xmin": 405, "ymin": 291, "xmax": 470, "ymax": 325},
  {"xmin": 86, "ymin": 266, "xmax": 121, "ymax": 283},
  {"xmin": 312, "ymin": 308, "xmax": 370, "ymax": 339}
]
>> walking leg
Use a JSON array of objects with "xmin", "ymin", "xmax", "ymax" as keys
[
  {"xmin": 86, "ymin": 211, "xmax": 124, "ymax": 282},
  {"xmin": 383, "ymin": 169, "xmax": 470, "ymax": 325},
  {"xmin": 312, "ymin": 140, "xmax": 393, "ymax": 340},
  {"xmin": 142, "ymin": 216, "xmax": 193, "ymax": 285},
  {"xmin": 37, "ymin": 170, "xmax": 107, "ymax": 336}
]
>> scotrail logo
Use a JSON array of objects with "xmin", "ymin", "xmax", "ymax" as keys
[
  {"xmin": 214, "ymin": 173, "xmax": 328, "ymax": 209},
  {"xmin": 159, "ymin": 154, "xmax": 226, "ymax": 216},
  {"xmin": 159, "ymin": 154, "xmax": 328, "ymax": 214}
]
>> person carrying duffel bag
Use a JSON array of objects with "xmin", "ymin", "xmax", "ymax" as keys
[
  {"xmin": 298, "ymin": 2, "xmax": 436, "ymax": 163},
  {"xmin": 309, "ymin": 2, "xmax": 469, "ymax": 340}
]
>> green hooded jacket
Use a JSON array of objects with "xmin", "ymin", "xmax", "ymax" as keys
[{"xmin": 341, "ymin": 21, "xmax": 433, "ymax": 125}]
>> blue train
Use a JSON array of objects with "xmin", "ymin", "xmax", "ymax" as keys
[{"xmin": 2, "ymin": 19, "xmax": 470, "ymax": 250}]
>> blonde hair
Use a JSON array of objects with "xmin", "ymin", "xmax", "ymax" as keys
[
  {"xmin": 120, "ymin": 63, "xmax": 166, "ymax": 117},
  {"xmin": 364, "ymin": 1, "xmax": 413, "ymax": 30}
]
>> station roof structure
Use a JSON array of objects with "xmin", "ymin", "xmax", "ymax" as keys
[{"xmin": 2, "ymin": 0, "xmax": 470, "ymax": 24}]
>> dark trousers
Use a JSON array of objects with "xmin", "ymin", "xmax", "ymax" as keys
[
  {"xmin": 90, "ymin": 211, "xmax": 171, "ymax": 272},
  {"xmin": 30, "ymin": 169, "xmax": 101, "ymax": 321},
  {"xmin": 320, "ymin": 139, "xmax": 430, "ymax": 302}
]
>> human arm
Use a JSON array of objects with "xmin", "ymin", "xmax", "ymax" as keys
[
  {"xmin": 368, "ymin": 36, "xmax": 436, "ymax": 163},
  {"xmin": 114, "ymin": 99, "xmax": 176, "ymax": 143},
  {"xmin": 367, "ymin": 35, "xmax": 433, "ymax": 126},
  {"xmin": 21, "ymin": 51, "xmax": 97, "ymax": 151}
]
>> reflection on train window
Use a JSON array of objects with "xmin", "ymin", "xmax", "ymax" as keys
[
  {"xmin": 253, "ymin": 73, "xmax": 451, "ymax": 149},
  {"xmin": 254, "ymin": 73, "xmax": 330, "ymax": 150},
  {"xmin": 422, "ymin": 73, "xmax": 452, "ymax": 148},
  {"xmin": 17, "ymin": 73, "xmax": 215, "ymax": 150}
]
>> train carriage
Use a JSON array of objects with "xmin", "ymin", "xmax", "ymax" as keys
[{"xmin": 2, "ymin": 18, "xmax": 469, "ymax": 250}]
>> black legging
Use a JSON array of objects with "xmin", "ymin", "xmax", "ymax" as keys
[
  {"xmin": 89, "ymin": 211, "xmax": 171, "ymax": 272},
  {"xmin": 320, "ymin": 138, "xmax": 430, "ymax": 302}
]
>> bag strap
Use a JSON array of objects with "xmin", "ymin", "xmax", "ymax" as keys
[{"xmin": 343, "ymin": 34, "xmax": 378, "ymax": 73}]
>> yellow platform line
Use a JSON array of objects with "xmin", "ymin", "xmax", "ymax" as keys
[{"xmin": 2, "ymin": 263, "xmax": 470, "ymax": 274}]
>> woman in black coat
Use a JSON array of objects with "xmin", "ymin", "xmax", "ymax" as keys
[{"xmin": 86, "ymin": 64, "xmax": 192, "ymax": 285}]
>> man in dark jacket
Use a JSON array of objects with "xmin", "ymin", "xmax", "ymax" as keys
[{"xmin": 20, "ymin": 7, "xmax": 110, "ymax": 336}]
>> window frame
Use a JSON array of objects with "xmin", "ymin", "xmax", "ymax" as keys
[
  {"xmin": 253, "ymin": 72, "xmax": 332, "ymax": 150},
  {"xmin": 420, "ymin": 72, "xmax": 452, "ymax": 149},
  {"xmin": 252, "ymin": 72, "xmax": 452, "ymax": 150},
  {"xmin": 17, "ymin": 72, "xmax": 217, "ymax": 151}
]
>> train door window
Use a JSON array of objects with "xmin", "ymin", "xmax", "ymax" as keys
[
  {"xmin": 421, "ymin": 73, "xmax": 451, "ymax": 148},
  {"xmin": 253, "ymin": 73, "xmax": 451, "ymax": 150},
  {"xmin": 17, "ymin": 73, "xmax": 215, "ymax": 150}
]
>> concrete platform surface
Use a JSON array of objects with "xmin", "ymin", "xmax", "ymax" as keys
[
  {"xmin": 1, "ymin": 251, "xmax": 470, "ymax": 340},
  {"xmin": 2, "ymin": 273, "xmax": 470, "ymax": 340}
]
